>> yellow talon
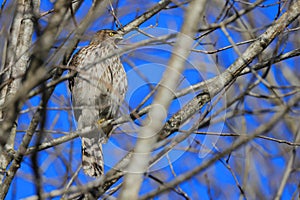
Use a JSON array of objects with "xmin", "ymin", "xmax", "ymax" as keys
[{"xmin": 97, "ymin": 118, "xmax": 106, "ymax": 125}]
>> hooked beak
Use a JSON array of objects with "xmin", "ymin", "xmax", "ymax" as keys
[{"xmin": 114, "ymin": 33, "xmax": 124, "ymax": 44}]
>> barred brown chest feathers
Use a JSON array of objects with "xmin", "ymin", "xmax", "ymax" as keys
[{"xmin": 69, "ymin": 29, "xmax": 127, "ymax": 177}]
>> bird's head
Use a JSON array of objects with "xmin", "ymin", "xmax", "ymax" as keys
[{"xmin": 90, "ymin": 29, "xmax": 123, "ymax": 46}]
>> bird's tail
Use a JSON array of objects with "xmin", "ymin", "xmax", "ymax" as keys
[{"xmin": 81, "ymin": 137, "xmax": 104, "ymax": 177}]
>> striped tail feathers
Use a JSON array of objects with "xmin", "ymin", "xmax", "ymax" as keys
[{"xmin": 81, "ymin": 137, "xmax": 104, "ymax": 177}]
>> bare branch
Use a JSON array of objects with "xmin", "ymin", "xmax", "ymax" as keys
[
  {"xmin": 118, "ymin": 1, "xmax": 208, "ymax": 199},
  {"xmin": 139, "ymin": 92, "xmax": 300, "ymax": 200}
]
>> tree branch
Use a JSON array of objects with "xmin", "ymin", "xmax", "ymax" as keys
[
  {"xmin": 118, "ymin": 0, "xmax": 208, "ymax": 199},
  {"xmin": 139, "ymin": 92, "xmax": 300, "ymax": 200}
]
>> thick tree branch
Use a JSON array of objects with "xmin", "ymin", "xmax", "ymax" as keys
[
  {"xmin": 160, "ymin": 0, "xmax": 300, "ymax": 140},
  {"xmin": 139, "ymin": 92, "xmax": 300, "ymax": 200},
  {"xmin": 0, "ymin": 0, "xmax": 38, "ymax": 183},
  {"xmin": 0, "ymin": 0, "xmax": 70, "ymax": 146},
  {"xmin": 118, "ymin": 0, "xmax": 207, "ymax": 199}
]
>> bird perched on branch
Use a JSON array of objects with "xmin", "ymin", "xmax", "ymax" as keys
[{"xmin": 69, "ymin": 29, "xmax": 127, "ymax": 177}]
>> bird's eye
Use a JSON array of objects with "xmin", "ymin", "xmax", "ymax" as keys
[{"xmin": 108, "ymin": 32, "xmax": 115, "ymax": 36}]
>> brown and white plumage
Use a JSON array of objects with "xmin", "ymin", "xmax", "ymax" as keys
[{"xmin": 69, "ymin": 30, "xmax": 127, "ymax": 177}]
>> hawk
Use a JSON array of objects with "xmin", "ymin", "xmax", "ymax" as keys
[{"xmin": 69, "ymin": 29, "xmax": 127, "ymax": 177}]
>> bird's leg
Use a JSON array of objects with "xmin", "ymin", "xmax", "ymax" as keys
[{"xmin": 95, "ymin": 118, "xmax": 112, "ymax": 143}]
